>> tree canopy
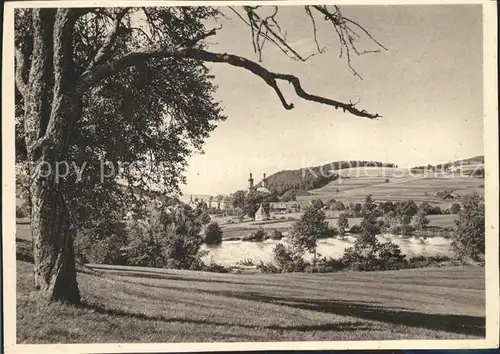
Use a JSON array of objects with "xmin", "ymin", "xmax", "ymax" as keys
[{"xmin": 14, "ymin": 5, "xmax": 386, "ymax": 304}]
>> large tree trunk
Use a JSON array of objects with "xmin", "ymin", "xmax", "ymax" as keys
[
  {"xmin": 20, "ymin": 9, "xmax": 83, "ymax": 304},
  {"xmin": 30, "ymin": 168, "xmax": 80, "ymax": 304}
]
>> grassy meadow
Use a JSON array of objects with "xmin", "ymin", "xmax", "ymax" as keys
[
  {"xmin": 298, "ymin": 168, "xmax": 484, "ymax": 204},
  {"xmin": 17, "ymin": 260, "xmax": 485, "ymax": 343}
]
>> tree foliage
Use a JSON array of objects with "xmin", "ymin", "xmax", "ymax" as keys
[
  {"xmin": 272, "ymin": 243, "xmax": 305, "ymax": 272},
  {"xmin": 343, "ymin": 195, "xmax": 405, "ymax": 271},
  {"xmin": 451, "ymin": 193, "xmax": 485, "ymax": 262},
  {"xmin": 205, "ymin": 221, "xmax": 223, "ymax": 245},
  {"xmin": 337, "ymin": 213, "xmax": 349, "ymax": 235},
  {"xmin": 127, "ymin": 204, "xmax": 207, "ymax": 269},
  {"xmin": 290, "ymin": 206, "xmax": 329, "ymax": 268},
  {"xmin": 413, "ymin": 209, "xmax": 429, "ymax": 231}
]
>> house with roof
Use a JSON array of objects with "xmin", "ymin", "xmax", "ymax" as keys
[
  {"xmin": 254, "ymin": 203, "xmax": 270, "ymax": 221},
  {"xmin": 269, "ymin": 201, "xmax": 302, "ymax": 213}
]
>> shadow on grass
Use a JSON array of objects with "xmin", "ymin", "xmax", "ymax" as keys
[
  {"xmin": 95, "ymin": 274, "xmax": 484, "ymax": 337},
  {"xmin": 79, "ymin": 301, "xmax": 368, "ymax": 333},
  {"xmin": 93, "ymin": 267, "xmax": 304, "ymax": 290},
  {"xmin": 224, "ymin": 292, "xmax": 485, "ymax": 337}
]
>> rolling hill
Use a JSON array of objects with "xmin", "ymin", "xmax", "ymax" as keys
[
  {"xmin": 298, "ymin": 167, "xmax": 484, "ymax": 204},
  {"xmin": 257, "ymin": 156, "xmax": 484, "ymax": 205},
  {"xmin": 257, "ymin": 160, "xmax": 398, "ymax": 195}
]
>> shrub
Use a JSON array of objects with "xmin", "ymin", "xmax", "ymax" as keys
[
  {"xmin": 272, "ymin": 243, "xmax": 305, "ymax": 272},
  {"xmin": 414, "ymin": 209, "xmax": 429, "ymax": 231},
  {"xmin": 376, "ymin": 242, "xmax": 406, "ymax": 270},
  {"xmin": 337, "ymin": 213, "xmax": 349, "ymax": 235},
  {"xmin": 86, "ymin": 234, "xmax": 127, "ymax": 265},
  {"xmin": 401, "ymin": 224, "xmax": 414, "ymax": 236},
  {"xmin": 310, "ymin": 199, "xmax": 325, "ymax": 209},
  {"xmin": 404, "ymin": 255, "xmax": 453, "ymax": 269},
  {"xmin": 270, "ymin": 230, "xmax": 283, "ymax": 240},
  {"xmin": 343, "ymin": 195, "xmax": 406, "ymax": 271},
  {"xmin": 451, "ymin": 193, "xmax": 485, "ymax": 262},
  {"xmin": 390, "ymin": 225, "xmax": 402, "ymax": 235},
  {"xmin": 205, "ymin": 222, "xmax": 223, "ymax": 245},
  {"xmin": 342, "ymin": 241, "xmax": 405, "ymax": 271},
  {"xmin": 74, "ymin": 221, "xmax": 128, "ymax": 265},
  {"xmin": 450, "ymin": 203, "xmax": 461, "ymax": 214},
  {"xmin": 316, "ymin": 255, "xmax": 345, "ymax": 272},
  {"xmin": 242, "ymin": 228, "xmax": 267, "ymax": 241},
  {"xmin": 257, "ymin": 260, "xmax": 280, "ymax": 273},
  {"xmin": 323, "ymin": 227, "xmax": 338, "ymax": 238},
  {"xmin": 235, "ymin": 207, "xmax": 246, "ymax": 222},
  {"xmin": 126, "ymin": 205, "xmax": 207, "ymax": 270},
  {"xmin": 16, "ymin": 205, "xmax": 28, "ymax": 218},
  {"xmin": 349, "ymin": 225, "xmax": 362, "ymax": 234},
  {"xmin": 203, "ymin": 261, "xmax": 231, "ymax": 273},
  {"xmin": 342, "ymin": 246, "xmax": 379, "ymax": 271}
]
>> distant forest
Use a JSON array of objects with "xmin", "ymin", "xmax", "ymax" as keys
[{"xmin": 255, "ymin": 160, "xmax": 397, "ymax": 195}]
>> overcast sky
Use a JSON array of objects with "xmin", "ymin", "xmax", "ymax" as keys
[{"xmin": 180, "ymin": 4, "xmax": 483, "ymax": 196}]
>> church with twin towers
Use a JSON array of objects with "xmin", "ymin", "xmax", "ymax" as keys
[{"xmin": 248, "ymin": 172, "xmax": 272, "ymax": 195}]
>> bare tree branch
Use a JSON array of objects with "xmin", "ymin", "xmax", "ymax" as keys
[
  {"xmin": 178, "ymin": 26, "xmax": 221, "ymax": 48},
  {"xmin": 227, "ymin": 6, "xmax": 251, "ymax": 26},
  {"xmin": 304, "ymin": 6, "xmax": 325, "ymax": 54},
  {"xmin": 86, "ymin": 8, "xmax": 129, "ymax": 73},
  {"xmin": 79, "ymin": 46, "xmax": 381, "ymax": 119},
  {"xmin": 342, "ymin": 17, "xmax": 388, "ymax": 51}
]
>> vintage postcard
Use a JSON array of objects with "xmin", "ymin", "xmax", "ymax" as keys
[{"xmin": 2, "ymin": 0, "xmax": 499, "ymax": 353}]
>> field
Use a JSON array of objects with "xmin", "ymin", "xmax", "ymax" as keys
[
  {"xmin": 213, "ymin": 214, "xmax": 457, "ymax": 240},
  {"xmin": 17, "ymin": 260, "xmax": 485, "ymax": 343},
  {"xmin": 297, "ymin": 167, "xmax": 484, "ymax": 205}
]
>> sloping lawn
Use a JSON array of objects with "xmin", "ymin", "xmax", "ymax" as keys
[{"xmin": 17, "ymin": 261, "xmax": 485, "ymax": 343}]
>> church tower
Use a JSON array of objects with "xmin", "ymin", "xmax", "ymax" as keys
[
  {"xmin": 262, "ymin": 173, "xmax": 267, "ymax": 188},
  {"xmin": 248, "ymin": 173, "xmax": 254, "ymax": 191}
]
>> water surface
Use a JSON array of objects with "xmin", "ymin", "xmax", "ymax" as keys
[{"xmin": 202, "ymin": 234, "xmax": 452, "ymax": 267}]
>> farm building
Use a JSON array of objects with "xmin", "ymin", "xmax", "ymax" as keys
[{"xmin": 269, "ymin": 201, "xmax": 302, "ymax": 213}]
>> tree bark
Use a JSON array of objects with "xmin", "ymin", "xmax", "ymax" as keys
[
  {"xmin": 30, "ymin": 169, "xmax": 80, "ymax": 304},
  {"xmin": 313, "ymin": 249, "xmax": 317, "ymax": 273},
  {"xmin": 21, "ymin": 9, "xmax": 82, "ymax": 304}
]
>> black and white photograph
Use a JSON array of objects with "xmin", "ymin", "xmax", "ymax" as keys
[{"xmin": 2, "ymin": 0, "xmax": 499, "ymax": 352}]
